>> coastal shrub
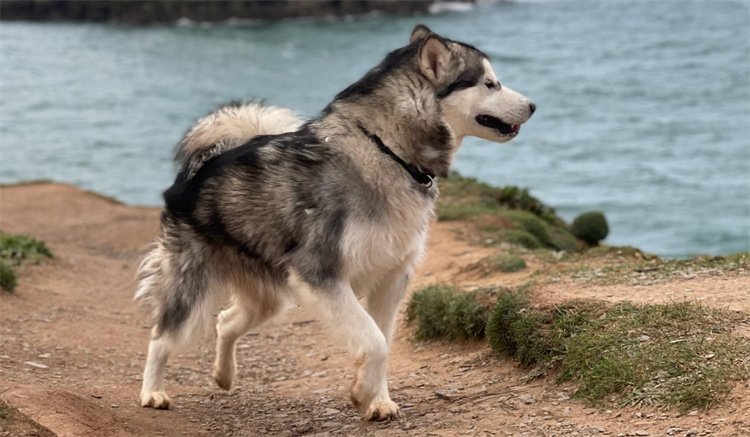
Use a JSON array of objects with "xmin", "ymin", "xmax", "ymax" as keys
[
  {"xmin": 485, "ymin": 291, "xmax": 529, "ymax": 356},
  {"xmin": 485, "ymin": 253, "xmax": 527, "ymax": 273},
  {"xmin": 493, "ymin": 185, "xmax": 562, "ymax": 226},
  {"xmin": 0, "ymin": 231, "xmax": 52, "ymax": 292},
  {"xmin": 436, "ymin": 173, "xmax": 590, "ymax": 251},
  {"xmin": 501, "ymin": 210, "xmax": 552, "ymax": 246},
  {"xmin": 571, "ymin": 211, "xmax": 609, "ymax": 245},
  {"xmin": 407, "ymin": 285, "xmax": 490, "ymax": 341},
  {"xmin": 407, "ymin": 284, "xmax": 455, "ymax": 340},
  {"xmin": 446, "ymin": 292, "xmax": 488, "ymax": 340},
  {"xmin": 0, "ymin": 232, "xmax": 52, "ymax": 263},
  {"xmin": 437, "ymin": 173, "xmax": 565, "ymax": 226},
  {"xmin": 547, "ymin": 227, "xmax": 581, "ymax": 252},
  {"xmin": 497, "ymin": 229, "xmax": 542, "ymax": 249},
  {"xmin": 0, "ymin": 261, "xmax": 16, "ymax": 292}
]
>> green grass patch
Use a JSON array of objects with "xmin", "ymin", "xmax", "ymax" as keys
[
  {"xmin": 437, "ymin": 173, "xmax": 564, "ymax": 225},
  {"xmin": 547, "ymin": 252, "xmax": 749, "ymax": 286},
  {"xmin": 0, "ymin": 231, "xmax": 52, "ymax": 292},
  {"xmin": 477, "ymin": 253, "xmax": 528, "ymax": 273},
  {"xmin": 486, "ymin": 296, "xmax": 749, "ymax": 411},
  {"xmin": 0, "ymin": 260, "xmax": 17, "ymax": 292},
  {"xmin": 437, "ymin": 174, "xmax": 582, "ymax": 252},
  {"xmin": 410, "ymin": 283, "xmax": 749, "ymax": 411},
  {"xmin": 407, "ymin": 284, "xmax": 505, "ymax": 341}
]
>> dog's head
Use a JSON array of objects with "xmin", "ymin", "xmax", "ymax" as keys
[{"xmin": 410, "ymin": 25, "xmax": 535, "ymax": 144}]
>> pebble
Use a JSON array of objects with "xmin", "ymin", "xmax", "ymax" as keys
[
  {"xmin": 435, "ymin": 389, "xmax": 458, "ymax": 401},
  {"xmin": 23, "ymin": 361, "xmax": 48, "ymax": 369},
  {"xmin": 634, "ymin": 431, "xmax": 649, "ymax": 436},
  {"xmin": 519, "ymin": 394, "xmax": 535, "ymax": 405}
]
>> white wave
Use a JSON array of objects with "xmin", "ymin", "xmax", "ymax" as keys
[{"xmin": 428, "ymin": 1, "xmax": 476, "ymax": 15}]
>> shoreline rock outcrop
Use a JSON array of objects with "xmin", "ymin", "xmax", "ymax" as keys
[{"xmin": 0, "ymin": 0, "xmax": 459, "ymax": 24}]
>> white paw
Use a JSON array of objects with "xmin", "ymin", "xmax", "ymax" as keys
[
  {"xmin": 212, "ymin": 365, "xmax": 234, "ymax": 391},
  {"xmin": 364, "ymin": 398, "xmax": 400, "ymax": 421},
  {"xmin": 140, "ymin": 391, "xmax": 171, "ymax": 409}
]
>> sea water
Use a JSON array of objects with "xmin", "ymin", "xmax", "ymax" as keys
[{"xmin": 1, "ymin": 0, "xmax": 748, "ymax": 257}]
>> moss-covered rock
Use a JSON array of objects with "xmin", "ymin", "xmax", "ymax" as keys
[{"xmin": 571, "ymin": 211, "xmax": 609, "ymax": 245}]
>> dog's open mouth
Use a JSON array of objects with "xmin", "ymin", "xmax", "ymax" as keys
[{"xmin": 475, "ymin": 114, "xmax": 520, "ymax": 135}]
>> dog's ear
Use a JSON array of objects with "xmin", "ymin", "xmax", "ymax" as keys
[
  {"xmin": 410, "ymin": 24, "xmax": 432, "ymax": 44},
  {"xmin": 418, "ymin": 36, "xmax": 452, "ymax": 83}
]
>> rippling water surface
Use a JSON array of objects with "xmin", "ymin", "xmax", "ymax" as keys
[{"xmin": 1, "ymin": 0, "xmax": 748, "ymax": 257}]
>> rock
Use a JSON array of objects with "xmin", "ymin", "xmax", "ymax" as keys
[
  {"xmin": 634, "ymin": 432, "xmax": 649, "ymax": 436},
  {"xmin": 322, "ymin": 408, "xmax": 340, "ymax": 417},
  {"xmin": 435, "ymin": 389, "xmax": 459, "ymax": 401},
  {"xmin": 519, "ymin": 394, "xmax": 535, "ymax": 405},
  {"xmin": 685, "ymin": 430, "xmax": 698, "ymax": 437},
  {"xmin": 23, "ymin": 361, "xmax": 48, "ymax": 369}
]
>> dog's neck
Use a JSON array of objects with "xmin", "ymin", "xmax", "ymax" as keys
[{"xmin": 325, "ymin": 87, "xmax": 456, "ymax": 179}]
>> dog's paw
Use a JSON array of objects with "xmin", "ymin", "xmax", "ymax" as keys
[
  {"xmin": 212, "ymin": 367, "xmax": 234, "ymax": 391},
  {"xmin": 140, "ymin": 391, "xmax": 171, "ymax": 409},
  {"xmin": 364, "ymin": 398, "xmax": 400, "ymax": 421}
]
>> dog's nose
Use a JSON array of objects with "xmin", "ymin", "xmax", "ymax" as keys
[{"xmin": 528, "ymin": 102, "xmax": 536, "ymax": 115}]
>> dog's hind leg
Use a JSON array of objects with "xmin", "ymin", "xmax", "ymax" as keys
[
  {"xmin": 140, "ymin": 331, "xmax": 177, "ymax": 408},
  {"xmin": 213, "ymin": 289, "xmax": 282, "ymax": 390},
  {"xmin": 293, "ymin": 274, "xmax": 399, "ymax": 421},
  {"xmin": 137, "ymin": 243, "xmax": 217, "ymax": 409}
]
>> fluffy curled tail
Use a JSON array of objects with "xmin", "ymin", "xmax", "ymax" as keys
[{"xmin": 174, "ymin": 100, "xmax": 303, "ymax": 176}]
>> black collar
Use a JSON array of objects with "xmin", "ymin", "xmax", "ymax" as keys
[{"xmin": 357, "ymin": 125, "xmax": 435, "ymax": 188}]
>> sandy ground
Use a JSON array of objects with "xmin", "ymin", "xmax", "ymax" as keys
[{"xmin": 0, "ymin": 182, "xmax": 748, "ymax": 436}]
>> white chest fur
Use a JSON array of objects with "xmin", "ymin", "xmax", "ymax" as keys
[{"xmin": 340, "ymin": 194, "xmax": 434, "ymax": 293}]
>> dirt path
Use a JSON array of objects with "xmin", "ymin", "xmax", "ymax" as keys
[{"xmin": 1, "ymin": 183, "xmax": 748, "ymax": 436}]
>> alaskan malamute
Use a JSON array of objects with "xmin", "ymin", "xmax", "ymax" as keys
[{"xmin": 136, "ymin": 24, "xmax": 535, "ymax": 421}]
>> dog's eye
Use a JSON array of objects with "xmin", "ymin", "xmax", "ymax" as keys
[{"xmin": 485, "ymin": 80, "xmax": 500, "ymax": 90}]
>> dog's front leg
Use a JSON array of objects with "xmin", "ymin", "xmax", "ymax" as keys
[
  {"xmin": 295, "ymin": 275, "xmax": 399, "ymax": 421},
  {"xmin": 365, "ymin": 266, "xmax": 412, "ymax": 346}
]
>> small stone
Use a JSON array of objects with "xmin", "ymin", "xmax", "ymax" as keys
[
  {"xmin": 111, "ymin": 404, "xmax": 118, "ymax": 408},
  {"xmin": 634, "ymin": 432, "xmax": 649, "ymax": 436},
  {"xmin": 24, "ymin": 361, "xmax": 48, "ymax": 369},
  {"xmin": 436, "ymin": 390, "xmax": 457, "ymax": 401},
  {"xmin": 638, "ymin": 335, "xmax": 650, "ymax": 342},
  {"xmin": 519, "ymin": 394, "xmax": 534, "ymax": 404},
  {"xmin": 322, "ymin": 408, "xmax": 340, "ymax": 416},
  {"xmin": 685, "ymin": 430, "xmax": 698, "ymax": 437}
]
